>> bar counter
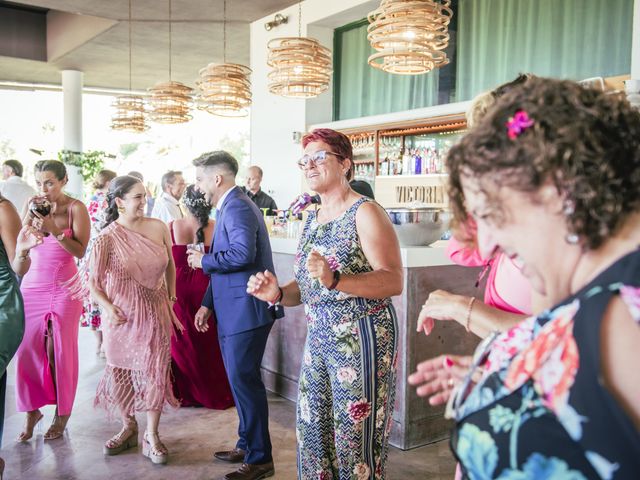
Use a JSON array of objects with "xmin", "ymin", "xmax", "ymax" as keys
[{"xmin": 261, "ymin": 237, "xmax": 482, "ymax": 450}]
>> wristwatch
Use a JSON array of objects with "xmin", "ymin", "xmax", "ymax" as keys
[{"xmin": 55, "ymin": 231, "xmax": 66, "ymax": 242}]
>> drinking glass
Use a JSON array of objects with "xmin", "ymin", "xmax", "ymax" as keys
[{"xmin": 187, "ymin": 242, "xmax": 205, "ymax": 253}]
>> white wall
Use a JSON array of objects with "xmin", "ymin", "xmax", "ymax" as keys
[
  {"xmin": 632, "ymin": 0, "xmax": 640, "ymax": 79},
  {"xmin": 250, "ymin": 0, "xmax": 378, "ymax": 209}
]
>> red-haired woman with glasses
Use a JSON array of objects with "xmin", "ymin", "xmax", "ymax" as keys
[{"xmin": 248, "ymin": 128, "xmax": 403, "ymax": 479}]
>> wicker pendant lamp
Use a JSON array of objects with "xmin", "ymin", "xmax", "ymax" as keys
[
  {"xmin": 196, "ymin": 0, "xmax": 252, "ymax": 117},
  {"xmin": 367, "ymin": 0, "xmax": 453, "ymax": 75},
  {"xmin": 267, "ymin": 2, "xmax": 332, "ymax": 98},
  {"xmin": 147, "ymin": 0, "xmax": 194, "ymax": 124},
  {"xmin": 111, "ymin": 0, "xmax": 149, "ymax": 133}
]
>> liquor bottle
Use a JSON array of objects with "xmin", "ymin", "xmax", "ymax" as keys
[
  {"xmin": 402, "ymin": 149, "xmax": 411, "ymax": 175},
  {"xmin": 414, "ymin": 149, "xmax": 422, "ymax": 175}
]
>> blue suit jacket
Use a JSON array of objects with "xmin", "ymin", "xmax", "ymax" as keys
[{"xmin": 201, "ymin": 186, "xmax": 282, "ymax": 336}]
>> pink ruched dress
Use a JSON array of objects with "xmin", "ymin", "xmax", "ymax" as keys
[
  {"xmin": 446, "ymin": 238, "xmax": 532, "ymax": 315},
  {"xmin": 16, "ymin": 201, "xmax": 82, "ymax": 416},
  {"xmin": 88, "ymin": 222, "xmax": 179, "ymax": 418}
]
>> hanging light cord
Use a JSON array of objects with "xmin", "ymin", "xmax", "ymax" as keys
[
  {"xmin": 128, "ymin": 0, "xmax": 132, "ymax": 91},
  {"xmin": 298, "ymin": 1, "xmax": 301, "ymax": 37},
  {"xmin": 168, "ymin": 0, "xmax": 172, "ymax": 80},
  {"xmin": 223, "ymin": 0, "xmax": 227, "ymax": 63}
]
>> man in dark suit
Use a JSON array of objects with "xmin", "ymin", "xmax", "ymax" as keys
[{"xmin": 188, "ymin": 151, "xmax": 280, "ymax": 480}]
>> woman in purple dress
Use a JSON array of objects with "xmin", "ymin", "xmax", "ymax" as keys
[{"xmin": 169, "ymin": 185, "xmax": 233, "ymax": 409}]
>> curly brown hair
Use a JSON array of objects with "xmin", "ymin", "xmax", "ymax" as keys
[{"xmin": 446, "ymin": 77, "xmax": 640, "ymax": 250}]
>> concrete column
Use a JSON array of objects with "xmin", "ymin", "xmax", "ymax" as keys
[
  {"xmin": 632, "ymin": 0, "xmax": 640, "ymax": 79},
  {"xmin": 61, "ymin": 69, "xmax": 84, "ymax": 198}
]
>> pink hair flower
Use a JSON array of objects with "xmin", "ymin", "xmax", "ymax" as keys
[{"xmin": 506, "ymin": 110, "xmax": 534, "ymax": 140}]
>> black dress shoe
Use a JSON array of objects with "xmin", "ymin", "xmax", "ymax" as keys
[
  {"xmin": 224, "ymin": 462, "xmax": 275, "ymax": 480},
  {"xmin": 214, "ymin": 448, "xmax": 247, "ymax": 463}
]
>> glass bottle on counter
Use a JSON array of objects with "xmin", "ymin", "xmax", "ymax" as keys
[
  {"xmin": 380, "ymin": 156, "xmax": 389, "ymax": 176},
  {"xmin": 413, "ymin": 149, "xmax": 422, "ymax": 175}
]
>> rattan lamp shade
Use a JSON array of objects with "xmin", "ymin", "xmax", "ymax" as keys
[
  {"xmin": 368, "ymin": 0, "xmax": 453, "ymax": 75},
  {"xmin": 111, "ymin": 95, "xmax": 149, "ymax": 133},
  {"xmin": 196, "ymin": 63, "xmax": 252, "ymax": 117},
  {"xmin": 267, "ymin": 37, "xmax": 332, "ymax": 98},
  {"xmin": 147, "ymin": 81, "xmax": 194, "ymax": 124}
]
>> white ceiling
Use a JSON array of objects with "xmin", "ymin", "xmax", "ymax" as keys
[{"xmin": 0, "ymin": 0, "xmax": 301, "ymax": 90}]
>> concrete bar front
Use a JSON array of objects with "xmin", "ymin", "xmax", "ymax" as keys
[{"xmin": 261, "ymin": 239, "xmax": 482, "ymax": 450}]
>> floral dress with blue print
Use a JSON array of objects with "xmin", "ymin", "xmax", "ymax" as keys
[
  {"xmin": 294, "ymin": 197, "xmax": 398, "ymax": 480},
  {"xmin": 80, "ymin": 191, "xmax": 108, "ymax": 329},
  {"xmin": 451, "ymin": 249, "xmax": 640, "ymax": 479}
]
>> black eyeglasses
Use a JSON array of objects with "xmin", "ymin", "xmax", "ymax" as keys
[{"xmin": 297, "ymin": 150, "xmax": 343, "ymax": 169}]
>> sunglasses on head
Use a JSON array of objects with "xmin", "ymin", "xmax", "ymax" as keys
[{"xmin": 444, "ymin": 330, "xmax": 500, "ymax": 421}]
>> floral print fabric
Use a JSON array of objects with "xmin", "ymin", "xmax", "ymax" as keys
[
  {"xmin": 294, "ymin": 198, "xmax": 398, "ymax": 479},
  {"xmin": 81, "ymin": 191, "xmax": 108, "ymax": 329},
  {"xmin": 452, "ymin": 249, "xmax": 640, "ymax": 479}
]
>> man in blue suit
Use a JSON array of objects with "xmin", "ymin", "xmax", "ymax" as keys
[{"xmin": 188, "ymin": 151, "xmax": 281, "ymax": 480}]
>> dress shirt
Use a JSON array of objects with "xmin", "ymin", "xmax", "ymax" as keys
[
  {"xmin": 150, "ymin": 191, "xmax": 183, "ymax": 222},
  {"xmin": 216, "ymin": 185, "xmax": 236, "ymax": 212},
  {"xmin": 0, "ymin": 176, "xmax": 36, "ymax": 219}
]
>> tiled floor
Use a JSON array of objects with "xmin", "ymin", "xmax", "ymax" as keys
[{"xmin": 0, "ymin": 329, "xmax": 456, "ymax": 479}]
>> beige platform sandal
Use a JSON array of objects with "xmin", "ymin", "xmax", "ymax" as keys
[
  {"xmin": 142, "ymin": 431, "xmax": 168, "ymax": 465},
  {"xmin": 103, "ymin": 418, "xmax": 138, "ymax": 455}
]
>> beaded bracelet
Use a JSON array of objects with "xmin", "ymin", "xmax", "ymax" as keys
[{"xmin": 465, "ymin": 297, "xmax": 476, "ymax": 332}]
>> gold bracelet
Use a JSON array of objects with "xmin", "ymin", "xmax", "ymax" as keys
[
  {"xmin": 18, "ymin": 252, "xmax": 30, "ymax": 262},
  {"xmin": 465, "ymin": 297, "xmax": 476, "ymax": 332}
]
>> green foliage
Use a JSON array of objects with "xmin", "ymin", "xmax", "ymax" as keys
[
  {"xmin": 119, "ymin": 142, "xmax": 140, "ymax": 158},
  {"xmin": 58, "ymin": 149, "xmax": 109, "ymax": 183}
]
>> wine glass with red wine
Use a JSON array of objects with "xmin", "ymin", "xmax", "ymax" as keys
[{"xmin": 29, "ymin": 197, "xmax": 53, "ymax": 236}]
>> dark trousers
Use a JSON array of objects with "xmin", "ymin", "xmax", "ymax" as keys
[{"xmin": 219, "ymin": 322, "xmax": 274, "ymax": 465}]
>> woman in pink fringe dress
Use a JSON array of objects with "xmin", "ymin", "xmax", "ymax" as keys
[
  {"xmin": 85, "ymin": 175, "xmax": 183, "ymax": 465},
  {"xmin": 16, "ymin": 160, "xmax": 90, "ymax": 442}
]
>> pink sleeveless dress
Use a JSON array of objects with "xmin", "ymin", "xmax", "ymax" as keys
[
  {"xmin": 16, "ymin": 200, "xmax": 82, "ymax": 416},
  {"xmin": 88, "ymin": 222, "xmax": 179, "ymax": 418}
]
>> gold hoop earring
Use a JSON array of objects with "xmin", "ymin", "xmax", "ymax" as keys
[{"xmin": 117, "ymin": 206, "xmax": 125, "ymax": 214}]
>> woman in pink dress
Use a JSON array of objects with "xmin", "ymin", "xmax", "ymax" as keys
[
  {"xmin": 169, "ymin": 185, "xmax": 233, "ymax": 409},
  {"xmin": 16, "ymin": 160, "xmax": 90, "ymax": 441},
  {"xmin": 86, "ymin": 175, "xmax": 182, "ymax": 465},
  {"xmin": 416, "ymin": 75, "xmax": 539, "ymax": 342}
]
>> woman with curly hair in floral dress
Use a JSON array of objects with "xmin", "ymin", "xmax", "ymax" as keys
[
  {"xmin": 248, "ymin": 128, "xmax": 403, "ymax": 479},
  {"xmin": 409, "ymin": 77, "xmax": 640, "ymax": 478}
]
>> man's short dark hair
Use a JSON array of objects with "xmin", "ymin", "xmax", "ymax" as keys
[
  {"xmin": 4, "ymin": 159, "xmax": 24, "ymax": 177},
  {"xmin": 161, "ymin": 170, "xmax": 182, "ymax": 191},
  {"xmin": 192, "ymin": 151, "xmax": 238, "ymax": 177}
]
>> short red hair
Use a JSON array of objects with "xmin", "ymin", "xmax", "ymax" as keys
[{"xmin": 302, "ymin": 128, "xmax": 354, "ymax": 181}]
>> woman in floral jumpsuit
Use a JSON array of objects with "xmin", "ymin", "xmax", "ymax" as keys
[{"xmin": 248, "ymin": 128, "xmax": 403, "ymax": 479}]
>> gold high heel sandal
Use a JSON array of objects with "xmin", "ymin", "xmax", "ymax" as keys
[
  {"xmin": 17, "ymin": 411, "xmax": 43, "ymax": 442},
  {"xmin": 142, "ymin": 431, "xmax": 168, "ymax": 465},
  {"xmin": 44, "ymin": 414, "xmax": 69, "ymax": 440},
  {"xmin": 103, "ymin": 419, "xmax": 138, "ymax": 455}
]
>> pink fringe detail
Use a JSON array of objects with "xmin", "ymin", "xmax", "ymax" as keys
[{"xmin": 68, "ymin": 223, "xmax": 180, "ymax": 419}]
